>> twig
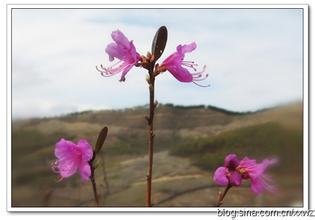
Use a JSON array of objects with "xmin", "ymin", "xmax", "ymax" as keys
[
  {"xmin": 89, "ymin": 160, "xmax": 100, "ymax": 206},
  {"xmin": 146, "ymin": 64, "xmax": 156, "ymax": 207},
  {"xmin": 216, "ymin": 184, "xmax": 232, "ymax": 207}
]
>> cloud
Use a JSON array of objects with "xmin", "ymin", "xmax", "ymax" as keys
[{"xmin": 12, "ymin": 8, "xmax": 303, "ymax": 118}]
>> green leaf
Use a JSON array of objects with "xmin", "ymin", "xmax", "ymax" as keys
[
  {"xmin": 94, "ymin": 126, "xmax": 108, "ymax": 154},
  {"xmin": 151, "ymin": 26, "xmax": 168, "ymax": 62}
]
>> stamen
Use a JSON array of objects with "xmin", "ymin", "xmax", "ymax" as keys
[
  {"xmin": 193, "ymin": 74, "xmax": 202, "ymax": 78},
  {"xmin": 193, "ymin": 74, "xmax": 208, "ymax": 81},
  {"xmin": 107, "ymin": 60, "xmax": 124, "ymax": 69},
  {"xmin": 96, "ymin": 61, "xmax": 128, "ymax": 77},
  {"xmin": 182, "ymin": 60, "xmax": 199, "ymax": 71},
  {"xmin": 193, "ymin": 81, "xmax": 211, "ymax": 87},
  {"xmin": 96, "ymin": 66, "xmax": 107, "ymax": 76},
  {"xmin": 190, "ymin": 65, "xmax": 210, "ymax": 87},
  {"xmin": 190, "ymin": 65, "xmax": 206, "ymax": 76},
  {"xmin": 182, "ymin": 60, "xmax": 198, "ymax": 66},
  {"xmin": 96, "ymin": 66, "xmax": 112, "ymax": 77}
]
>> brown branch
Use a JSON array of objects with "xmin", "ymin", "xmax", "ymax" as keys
[
  {"xmin": 146, "ymin": 64, "xmax": 156, "ymax": 207},
  {"xmin": 89, "ymin": 160, "xmax": 100, "ymax": 206},
  {"xmin": 216, "ymin": 184, "xmax": 232, "ymax": 207},
  {"xmin": 145, "ymin": 25, "xmax": 167, "ymax": 207}
]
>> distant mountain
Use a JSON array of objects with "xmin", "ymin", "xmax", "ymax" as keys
[{"xmin": 11, "ymin": 102, "xmax": 303, "ymax": 207}]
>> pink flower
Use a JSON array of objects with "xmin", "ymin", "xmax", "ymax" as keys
[
  {"xmin": 213, "ymin": 154, "xmax": 277, "ymax": 195},
  {"xmin": 51, "ymin": 138, "xmax": 93, "ymax": 181},
  {"xmin": 213, "ymin": 154, "xmax": 242, "ymax": 186},
  {"xmin": 96, "ymin": 30, "xmax": 141, "ymax": 82},
  {"xmin": 160, "ymin": 42, "xmax": 208, "ymax": 86},
  {"xmin": 237, "ymin": 157, "xmax": 277, "ymax": 195}
]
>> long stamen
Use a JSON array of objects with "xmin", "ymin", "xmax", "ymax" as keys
[
  {"xmin": 182, "ymin": 60, "xmax": 198, "ymax": 71},
  {"xmin": 193, "ymin": 74, "xmax": 209, "ymax": 81},
  {"xmin": 192, "ymin": 65, "xmax": 207, "ymax": 78},
  {"xmin": 190, "ymin": 65, "xmax": 206, "ymax": 75},
  {"xmin": 96, "ymin": 60, "xmax": 127, "ymax": 77},
  {"xmin": 190, "ymin": 65, "xmax": 210, "ymax": 87},
  {"xmin": 182, "ymin": 60, "xmax": 198, "ymax": 66},
  {"xmin": 96, "ymin": 66, "xmax": 107, "ymax": 76},
  {"xmin": 96, "ymin": 66, "xmax": 115, "ymax": 77},
  {"xmin": 193, "ymin": 81, "xmax": 211, "ymax": 87},
  {"xmin": 107, "ymin": 60, "xmax": 123, "ymax": 69}
]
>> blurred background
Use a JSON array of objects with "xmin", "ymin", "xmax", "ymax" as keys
[{"xmin": 12, "ymin": 8, "xmax": 303, "ymax": 207}]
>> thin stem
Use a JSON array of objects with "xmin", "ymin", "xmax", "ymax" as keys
[
  {"xmin": 146, "ymin": 65, "xmax": 156, "ymax": 207},
  {"xmin": 100, "ymin": 155, "xmax": 110, "ymax": 195},
  {"xmin": 216, "ymin": 184, "xmax": 232, "ymax": 207},
  {"xmin": 89, "ymin": 162, "xmax": 100, "ymax": 206}
]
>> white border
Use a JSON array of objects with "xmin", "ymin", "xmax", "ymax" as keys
[{"xmin": 6, "ymin": 4, "xmax": 309, "ymax": 212}]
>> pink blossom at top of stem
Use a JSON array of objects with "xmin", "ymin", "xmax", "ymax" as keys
[
  {"xmin": 51, "ymin": 138, "xmax": 93, "ymax": 181},
  {"xmin": 160, "ymin": 42, "xmax": 209, "ymax": 86},
  {"xmin": 213, "ymin": 154, "xmax": 242, "ymax": 186},
  {"xmin": 237, "ymin": 157, "xmax": 277, "ymax": 195},
  {"xmin": 96, "ymin": 30, "xmax": 141, "ymax": 82}
]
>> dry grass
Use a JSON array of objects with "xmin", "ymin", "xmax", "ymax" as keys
[{"xmin": 11, "ymin": 102, "xmax": 303, "ymax": 207}]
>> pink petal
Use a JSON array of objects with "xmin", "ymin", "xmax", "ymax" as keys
[
  {"xmin": 176, "ymin": 42, "xmax": 197, "ymax": 54},
  {"xmin": 240, "ymin": 157, "xmax": 276, "ymax": 179},
  {"xmin": 224, "ymin": 154, "xmax": 240, "ymax": 170},
  {"xmin": 250, "ymin": 175, "xmax": 276, "ymax": 195},
  {"xmin": 250, "ymin": 178, "xmax": 264, "ymax": 195},
  {"xmin": 77, "ymin": 139, "xmax": 93, "ymax": 162},
  {"xmin": 119, "ymin": 64, "xmax": 134, "ymax": 82},
  {"xmin": 167, "ymin": 65, "xmax": 193, "ymax": 82},
  {"xmin": 58, "ymin": 158, "xmax": 79, "ymax": 178},
  {"xmin": 106, "ymin": 61, "xmax": 129, "ymax": 76},
  {"xmin": 239, "ymin": 157, "xmax": 257, "ymax": 167},
  {"xmin": 111, "ymin": 30, "xmax": 131, "ymax": 50},
  {"xmin": 128, "ymin": 41, "xmax": 141, "ymax": 62},
  {"xmin": 161, "ymin": 52, "xmax": 181, "ymax": 67},
  {"xmin": 253, "ymin": 159, "xmax": 277, "ymax": 178},
  {"xmin": 105, "ymin": 43, "xmax": 126, "ymax": 61},
  {"xmin": 55, "ymin": 138, "xmax": 76, "ymax": 159},
  {"xmin": 213, "ymin": 167, "xmax": 229, "ymax": 186},
  {"xmin": 79, "ymin": 162, "xmax": 91, "ymax": 181},
  {"xmin": 230, "ymin": 171, "xmax": 242, "ymax": 186}
]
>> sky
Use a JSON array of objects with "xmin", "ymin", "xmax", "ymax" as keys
[{"xmin": 12, "ymin": 8, "xmax": 303, "ymax": 118}]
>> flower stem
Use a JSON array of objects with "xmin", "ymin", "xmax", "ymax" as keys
[
  {"xmin": 89, "ymin": 163, "xmax": 100, "ymax": 206},
  {"xmin": 100, "ymin": 156, "xmax": 110, "ymax": 195},
  {"xmin": 146, "ymin": 67, "xmax": 156, "ymax": 207},
  {"xmin": 216, "ymin": 184, "xmax": 232, "ymax": 207}
]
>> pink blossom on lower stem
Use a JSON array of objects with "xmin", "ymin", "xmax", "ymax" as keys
[
  {"xmin": 213, "ymin": 154, "xmax": 277, "ymax": 195},
  {"xmin": 236, "ymin": 157, "xmax": 277, "ymax": 195},
  {"xmin": 96, "ymin": 30, "xmax": 141, "ymax": 82},
  {"xmin": 159, "ymin": 42, "xmax": 209, "ymax": 86},
  {"xmin": 51, "ymin": 138, "xmax": 93, "ymax": 181},
  {"xmin": 213, "ymin": 154, "xmax": 242, "ymax": 186}
]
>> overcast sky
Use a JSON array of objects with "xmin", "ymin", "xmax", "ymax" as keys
[{"xmin": 12, "ymin": 8, "xmax": 303, "ymax": 118}]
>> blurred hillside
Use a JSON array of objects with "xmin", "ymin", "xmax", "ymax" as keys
[{"xmin": 12, "ymin": 102, "xmax": 303, "ymax": 207}]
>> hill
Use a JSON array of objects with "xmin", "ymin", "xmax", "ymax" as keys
[{"xmin": 11, "ymin": 102, "xmax": 303, "ymax": 207}]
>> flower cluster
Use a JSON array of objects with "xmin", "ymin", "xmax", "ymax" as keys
[
  {"xmin": 51, "ymin": 138, "xmax": 93, "ymax": 181},
  {"xmin": 97, "ymin": 30, "xmax": 208, "ymax": 85},
  {"xmin": 213, "ymin": 154, "xmax": 277, "ymax": 195}
]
